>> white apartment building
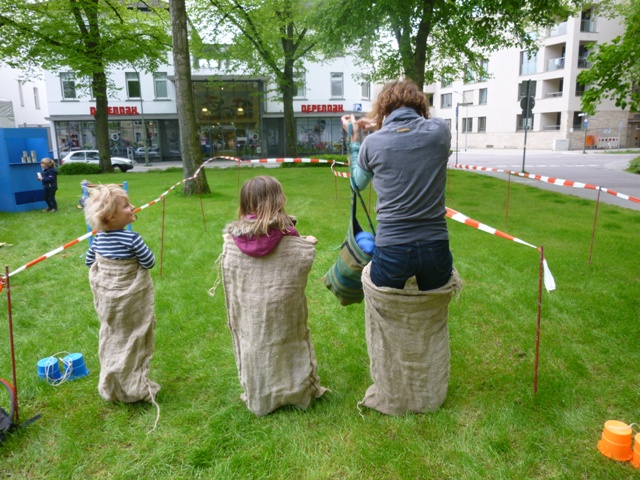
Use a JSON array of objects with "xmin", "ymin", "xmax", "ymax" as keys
[
  {"xmin": 0, "ymin": 65, "xmax": 50, "ymax": 132},
  {"xmin": 44, "ymin": 55, "xmax": 373, "ymax": 161},
  {"xmin": 42, "ymin": 5, "xmax": 635, "ymax": 158},
  {"xmin": 427, "ymin": 6, "xmax": 636, "ymax": 151}
]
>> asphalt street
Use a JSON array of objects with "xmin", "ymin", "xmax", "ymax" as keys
[{"xmin": 129, "ymin": 149, "xmax": 640, "ymax": 212}]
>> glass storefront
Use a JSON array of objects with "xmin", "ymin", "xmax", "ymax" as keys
[
  {"xmin": 296, "ymin": 117, "xmax": 345, "ymax": 155},
  {"xmin": 194, "ymin": 80, "xmax": 262, "ymax": 158},
  {"xmin": 55, "ymin": 119, "xmax": 181, "ymax": 160}
]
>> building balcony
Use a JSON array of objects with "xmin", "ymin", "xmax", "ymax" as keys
[
  {"xmin": 546, "ymin": 22, "xmax": 568, "ymax": 38},
  {"xmin": 547, "ymin": 57, "xmax": 565, "ymax": 71}
]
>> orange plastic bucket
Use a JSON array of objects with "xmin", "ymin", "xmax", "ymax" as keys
[
  {"xmin": 597, "ymin": 420, "xmax": 633, "ymax": 462},
  {"xmin": 631, "ymin": 433, "xmax": 640, "ymax": 469}
]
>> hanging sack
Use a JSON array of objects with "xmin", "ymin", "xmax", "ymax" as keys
[{"xmin": 322, "ymin": 187, "xmax": 376, "ymax": 306}]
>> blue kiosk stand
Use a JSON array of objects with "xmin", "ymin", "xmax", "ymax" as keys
[{"xmin": 0, "ymin": 128, "xmax": 50, "ymax": 213}]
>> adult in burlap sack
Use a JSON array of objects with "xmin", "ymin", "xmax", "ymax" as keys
[
  {"xmin": 89, "ymin": 255, "xmax": 160, "ymax": 403},
  {"xmin": 221, "ymin": 234, "xmax": 326, "ymax": 416},
  {"xmin": 359, "ymin": 262, "xmax": 462, "ymax": 415}
]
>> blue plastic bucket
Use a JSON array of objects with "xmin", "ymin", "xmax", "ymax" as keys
[
  {"xmin": 37, "ymin": 356, "xmax": 62, "ymax": 381},
  {"xmin": 62, "ymin": 353, "xmax": 89, "ymax": 380}
]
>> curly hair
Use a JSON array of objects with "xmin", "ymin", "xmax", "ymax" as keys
[
  {"xmin": 368, "ymin": 79, "xmax": 430, "ymax": 128},
  {"xmin": 84, "ymin": 184, "xmax": 130, "ymax": 231},
  {"xmin": 238, "ymin": 176, "xmax": 295, "ymax": 236}
]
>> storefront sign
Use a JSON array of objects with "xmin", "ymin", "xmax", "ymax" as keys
[
  {"xmin": 301, "ymin": 104, "xmax": 344, "ymax": 113},
  {"xmin": 89, "ymin": 106, "xmax": 140, "ymax": 116}
]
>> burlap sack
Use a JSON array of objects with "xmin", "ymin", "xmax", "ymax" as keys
[
  {"xmin": 359, "ymin": 263, "xmax": 462, "ymax": 415},
  {"xmin": 221, "ymin": 234, "xmax": 326, "ymax": 416},
  {"xmin": 89, "ymin": 255, "xmax": 160, "ymax": 403}
]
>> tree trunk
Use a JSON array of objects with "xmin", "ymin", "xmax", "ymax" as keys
[
  {"xmin": 169, "ymin": 0, "xmax": 210, "ymax": 195},
  {"xmin": 93, "ymin": 70, "xmax": 112, "ymax": 172}
]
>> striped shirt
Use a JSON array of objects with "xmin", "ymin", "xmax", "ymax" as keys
[{"xmin": 86, "ymin": 230, "xmax": 155, "ymax": 269}]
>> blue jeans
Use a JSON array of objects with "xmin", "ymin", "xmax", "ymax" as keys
[{"xmin": 369, "ymin": 240, "xmax": 453, "ymax": 291}]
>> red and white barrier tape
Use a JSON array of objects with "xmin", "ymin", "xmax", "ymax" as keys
[
  {"xmin": 450, "ymin": 164, "xmax": 640, "ymax": 205},
  {"xmin": 331, "ymin": 161, "xmax": 350, "ymax": 178},
  {"xmin": 446, "ymin": 207, "xmax": 555, "ymax": 291},
  {"xmin": 0, "ymin": 157, "xmax": 351, "ymax": 291}
]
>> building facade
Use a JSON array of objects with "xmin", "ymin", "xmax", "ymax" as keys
[
  {"xmin": 426, "ymin": 5, "xmax": 636, "ymax": 151},
  {"xmin": 44, "ymin": 56, "xmax": 373, "ymax": 161}
]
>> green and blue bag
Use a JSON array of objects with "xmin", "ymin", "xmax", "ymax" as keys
[{"xmin": 322, "ymin": 187, "xmax": 376, "ymax": 306}]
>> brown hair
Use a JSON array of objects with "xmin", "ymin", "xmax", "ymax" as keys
[
  {"xmin": 368, "ymin": 79, "xmax": 430, "ymax": 128},
  {"xmin": 84, "ymin": 184, "xmax": 130, "ymax": 231},
  {"xmin": 40, "ymin": 158, "xmax": 55, "ymax": 169},
  {"xmin": 238, "ymin": 176, "xmax": 295, "ymax": 236}
]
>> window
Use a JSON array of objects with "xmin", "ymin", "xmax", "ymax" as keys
[
  {"xmin": 33, "ymin": 87, "xmax": 40, "ymax": 109},
  {"xmin": 294, "ymin": 72, "xmax": 306, "ymax": 98},
  {"xmin": 153, "ymin": 72, "xmax": 168, "ymax": 99},
  {"xmin": 573, "ymin": 112, "xmax": 587, "ymax": 129},
  {"xmin": 462, "ymin": 118, "xmax": 473, "ymax": 133},
  {"xmin": 17, "ymin": 81, "xmax": 24, "ymax": 106},
  {"xmin": 517, "ymin": 114, "xmax": 534, "ymax": 131},
  {"xmin": 581, "ymin": 7, "xmax": 595, "ymax": 32},
  {"xmin": 361, "ymin": 81, "xmax": 370, "ymax": 99},
  {"xmin": 61, "ymin": 72, "xmax": 77, "ymax": 100},
  {"xmin": 575, "ymin": 81, "xmax": 587, "ymax": 96},
  {"xmin": 441, "ymin": 93, "xmax": 452, "ymax": 108},
  {"xmin": 426, "ymin": 94, "xmax": 434, "ymax": 107},
  {"xmin": 330, "ymin": 72, "xmax": 343, "ymax": 98},
  {"xmin": 463, "ymin": 90, "xmax": 473, "ymax": 104},
  {"xmin": 578, "ymin": 43, "xmax": 592, "ymax": 68},
  {"xmin": 479, "ymin": 88, "xmax": 488, "ymax": 105},
  {"xmin": 126, "ymin": 72, "xmax": 141, "ymax": 99},
  {"xmin": 441, "ymin": 78, "xmax": 452, "ymax": 88},
  {"xmin": 518, "ymin": 81, "xmax": 537, "ymax": 99},
  {"xmin": 445, "ymin": 119, "xmax": 451, "ymax": 130},
  {"xmin": 520, "ymin": 51, "xmax": 537, "ymax": 75},
  {"xmin": 478, "ymin": 60, "xmax": 489, "ymax": 82},
  {"xmin": 478, "ymin": 117, "xmax": 486, "ymax": 132}
]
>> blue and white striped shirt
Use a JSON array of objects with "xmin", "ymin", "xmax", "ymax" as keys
[{"xmin": 86, "ymin": 230, "xmax": 155, "ymax": 269}]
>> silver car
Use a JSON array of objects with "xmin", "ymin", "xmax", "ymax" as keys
[{"xmin": 61, "ymin": 150, "xmax": 136, "ymax": 172}]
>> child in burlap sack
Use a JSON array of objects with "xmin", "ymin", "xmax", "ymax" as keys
[
  {"xmin": 218, "ymin": 175, "xmax": 326, "ymax": 416},
  {"xmin": 84, "ymin": 184, "xmax": 160, "ymax": 405}
]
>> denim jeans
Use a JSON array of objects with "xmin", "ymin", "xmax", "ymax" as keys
[{"xmin": 369, "ymin": 240, "xmax": 453, "ymax": 291}]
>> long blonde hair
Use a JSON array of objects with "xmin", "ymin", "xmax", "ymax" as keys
[
  {"xmin": 368, "ymin": 79, "xmax": 430, "ymax": 128},
  {"xmin": 84, "ymin": 184, "xmax": 129, "ymax": 231},
  {"xmin": 238, "ymin": 176, "xmax": 295, "ymax": 236}
]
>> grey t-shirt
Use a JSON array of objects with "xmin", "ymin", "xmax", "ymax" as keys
[{"xmin": 358, "ymin": 107, "xmax": 451, "ymax": 246}]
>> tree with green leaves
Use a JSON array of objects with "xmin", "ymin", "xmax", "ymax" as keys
[
  {"xmin": 320, "ymin": 0, "xmax": 582, "ymax": 90},
  {"xmin": 170, "ymin": 0, "xmax": 210, "ymax": 194},
  {"xmin": 0, "ymin": 0, "xmax": 170, "ymax": 172},
  {"xmin": 578, "ymin": 0, "xmax": 640, "ymax": 115},
  {"xmin": 189, "ymin": 0, "xmax": 337, "ymax": 156}
]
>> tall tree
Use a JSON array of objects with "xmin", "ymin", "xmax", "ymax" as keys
[
  {"xmin": 321, "ymin": 0, "xmax": 583, "ymax": 89},
  {"xmin": 170, "ymin": 0, "xmax": 210, "ymax": 194},
  {"xmin": 578, "ymin": 0, "xmax": 640, "ymax": 114},
  {"xmin": 0, "ymin": 0, "xmax": 170, "ymax": 171},
  {"xmin": 189, "ymin": 0, "xmax": 336, "ymax": 156}
]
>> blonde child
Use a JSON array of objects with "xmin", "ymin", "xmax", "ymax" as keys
[
  {"xmin": 38, "ymin": 158, "xmax": 58, "ymax": 212},
  {"xmin": 84, "ymin": 184, "xmax": 160, "ymax": 405},
  {"xmin": 219, "ymin": 175, "xmax": 325, "ymax": 416}
]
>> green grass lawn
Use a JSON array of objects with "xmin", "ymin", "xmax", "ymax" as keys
[{"xmin": 1, "ymin": 166, "xmax": 639, "ymax": 479}]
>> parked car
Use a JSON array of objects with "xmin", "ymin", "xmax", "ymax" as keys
[
  {"xmin": 134, "ymin": 146, "xmax": 160, "ymax": 158},
  {"xmin": 61, "ymin": 150, "xmax": 136, "ymax": 172}
]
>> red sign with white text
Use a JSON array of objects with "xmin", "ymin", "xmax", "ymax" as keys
[
  {"xmin": 301, "ymin": 104, "xmax": 344, "ymax": 113},
  {"xmin": 89, "ymin": 106, "xmax": 140, "ymax": 116}
]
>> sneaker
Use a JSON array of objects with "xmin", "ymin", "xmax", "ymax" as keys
[
  {"xmin": 43, "ymin": 208, "xmax": 51, "ymax": 212},
  {"xmin": 50, "ymin": 209, "xmax": 57, "ymax": 212}
]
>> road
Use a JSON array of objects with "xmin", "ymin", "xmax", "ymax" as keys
[{"xmin": 449, "ymin": 149, "xmax": 640, "ymax": 212}]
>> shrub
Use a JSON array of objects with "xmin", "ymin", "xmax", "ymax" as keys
[
  {"xmin": 627, "ymin": 156, "xmax": 640, "ymax": 174},
  {"xmin": 59, "ymin": 163, "xmax": 101, "ymax": 175}
]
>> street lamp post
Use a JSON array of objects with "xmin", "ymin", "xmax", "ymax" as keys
[
  {"xmin": 453, "ymin": 91, "xmax": 470, "ymax": 152},
  {"xmin": 578, "ymin": 113, "xmax": 588, "ymax": 154}
]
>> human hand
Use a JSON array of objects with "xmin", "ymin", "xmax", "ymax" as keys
[
  {"xmin": 304, "ymin": 235, "xmax": 318, "ymax": 245},
  {"xmin": 340, "ymin": 114, "xmax": 359, "ymax": 143}
]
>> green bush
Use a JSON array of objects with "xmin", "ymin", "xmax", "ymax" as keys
[
  {"xmin": 627, "ymin": 156, "xmax": 640, "ymax": 174},
  {"xmin": 59, "ymin": 162, "xmax": 101, "ymax": 175}
]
